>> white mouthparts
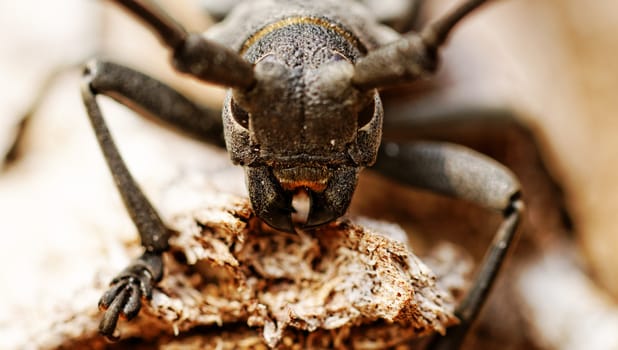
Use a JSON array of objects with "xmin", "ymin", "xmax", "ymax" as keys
[{"xmin": 291, "ymin": 189, "xmax": 311, "ymax": 224}]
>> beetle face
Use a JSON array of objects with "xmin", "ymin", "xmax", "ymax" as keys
[{"xmin": 223, "ymin": 54, "xmax": 383, "ymax": 231}]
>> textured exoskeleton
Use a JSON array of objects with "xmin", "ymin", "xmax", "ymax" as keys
[{"xmin": 80, "ymin": 1, "xmax": 523, "ymax": 348}]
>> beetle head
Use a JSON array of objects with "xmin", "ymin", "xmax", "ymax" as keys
[{"xmin": 223, "ymin": 53, "xmax": 382, "ymax": 231}]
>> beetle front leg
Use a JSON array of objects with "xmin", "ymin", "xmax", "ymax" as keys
[
  {"xmin": 374, "ymin": 141, "xmax": 523, "ymax": 349},
  {"xmin": 83, "ymin": 60, "xmax": 225, "ymax": 146},
  {"xmin": 80, "ymin": 60, "xmax": 223, "ymax": 339}
]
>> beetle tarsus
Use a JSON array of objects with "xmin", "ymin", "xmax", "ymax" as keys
[{"xmin": 98, "ymin": 253, "xmax": 162, "ymax": 338}]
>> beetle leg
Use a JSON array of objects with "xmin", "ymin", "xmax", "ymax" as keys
[
  {"xmin": 373, "ymin": 141, "xmax": 523, "ymax": 349},
  {"xmin": 352, "ymin": 0, "xmax": 490, "ymax": 90},
  {"xmin": 108, "ymin": 0, "xmax": 254, "ymax": 89},
  {"xmin": 383, "ymin": 101, "xmax": 528, "ymax": 143},
  {"xmin": 80, "ymin": 59, "xmax": 222, "ymax": 339},
  {"xmin": 84, "ymin": 60, "xmax": 224, "ymax": 145}
]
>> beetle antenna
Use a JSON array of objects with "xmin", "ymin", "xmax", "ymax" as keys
[
  {"xmin": 421, "ymin": 0, "xmax": 489, "ymax": 53},
  {"xmin": 352, "ymin": 0, "xmax": 490, "ymax": 90}
]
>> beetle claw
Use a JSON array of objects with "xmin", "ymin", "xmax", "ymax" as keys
[{"xmin": 98, "ymin": 256, "xmax": 160, "ymax": 339}]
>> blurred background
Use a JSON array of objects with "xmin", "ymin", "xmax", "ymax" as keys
[{"xmin": 1, "ymin": 0, "xmax": 618, "ymax": 349}]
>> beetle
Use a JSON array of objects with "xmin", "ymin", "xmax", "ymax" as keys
[{"xmin": 81, "ymin": 0, "xmax": 523, "ymax": 348}]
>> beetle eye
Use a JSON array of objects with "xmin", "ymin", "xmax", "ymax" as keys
[
  {"xmin": 357, "ymin": 97, "xmax": 375, "ymax": 129},
  {"xmin": 231, "ymin": 99, "xmax": 250, "ymax": 129}
]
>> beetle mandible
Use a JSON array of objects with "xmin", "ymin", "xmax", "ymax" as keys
[{"xmin": 81, "ymin": 0, "xmax": 523, "ymax": 348}]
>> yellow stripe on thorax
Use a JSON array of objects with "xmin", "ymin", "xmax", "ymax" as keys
[{"xmin": 239, "ymin": 16, "xmax": 364, "ymax": 55}]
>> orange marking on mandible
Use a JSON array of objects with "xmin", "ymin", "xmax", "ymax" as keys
[{"xmin": 280, "ymin": 180, "xmax": 328, "ymax": 192}]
